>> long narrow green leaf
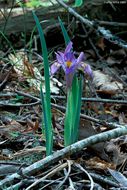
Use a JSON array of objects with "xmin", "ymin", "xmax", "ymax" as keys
[
  {"xmin": 58, "ymin": 17, "xmax": 72, "ymax": 145},
  {"xmin": 72, "ymin": 75, "xmax": 83, "ymax": 143},
  {"xmin": 40, "ymin": 83, "xmax": 48, "ymax": 137},
  {"xmin": 64, "ymin": 75, "xmax": 83, "ymax": 146},
  {"xmin": 64, "ymin": 89, "xmax": 73, "ymax": 146},
  {"xmin": 75, "ymin": 0, "xmax": 83, "ymax": 7},
  {"xmin": 33, "ymin": 11, "xmax": 52, "ymax": 156},
  {"xmin": 58, "ymin": 17, "xmax": 70, "ymax": 46},
  {"xmin": 70, "ymin": 75, "xmax": 78, "ymax": 143},
  {"xmin": 58, "ymin": 17, "xmax": 83, "ymax": 146}
]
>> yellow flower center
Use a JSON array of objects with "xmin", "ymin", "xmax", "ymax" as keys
[{"xmin": 66, "ymin": 61, "xmax": 72, "ymax": 68}]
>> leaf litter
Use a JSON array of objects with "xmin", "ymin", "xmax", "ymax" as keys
[{"xmin": 0, "ymin": 2, "xmax": 127, "ymax": 190}]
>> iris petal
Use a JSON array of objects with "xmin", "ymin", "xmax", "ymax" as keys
[
  {"xmin": 85, "ymin": 64, "xmax": 93, "ymax": 78},
  {"xmin": 50, "ymin": 62, "xmax": 61, "ymax": 75},
  {"xmin": 64, "ymin": 52, "xmax": 76, "ymax": 63},
  {"xmin": 56, "ymin": 52, "xmax": 64, "ymax": 64},
  {"xmin": 64, "ymin": 41, "xmax": 73, "ymax": 54},
  {"xmin": 77, "ymin": 52, "xmax": 85, "ymax": 64}
]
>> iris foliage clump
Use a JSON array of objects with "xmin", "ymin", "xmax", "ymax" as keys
[{"xmin": 33, "ymin": 12, "xmax": 92, "ymax": 155}]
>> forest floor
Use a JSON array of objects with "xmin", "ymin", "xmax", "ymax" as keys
[{"xmin": 0, "ymin": 0, "xmax": 127, "ymax": 189}]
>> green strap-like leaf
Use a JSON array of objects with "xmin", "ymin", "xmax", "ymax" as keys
[
  {"xmin": 58, "ymin": 17, "xmax": 83, "ymax": 146},
  {"xmin": 58, "ymin": 17, "xmax": 70, "ymax": 46},
  {"xmin": 72, "ymin": 75, "xmax": 83, "ymax": 143},
  {"xmin": 75, "ymin": 0, "xmax": 83, "ymax": 7},
  {"xmin": 64, "ymin": 75, "xmax": 83, "ymax": 146},
  {"xmin": 33, "ymin": 11, "xmax": 53, "ymax": 156}
]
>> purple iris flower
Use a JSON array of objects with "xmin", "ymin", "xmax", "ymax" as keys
[{"xmin": 51, "ymin": 41, "xmax": 93, "ymax": 89}]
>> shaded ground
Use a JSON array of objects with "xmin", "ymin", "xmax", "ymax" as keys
[{"xmin": 0, "ymin": 0, "xmax": 127, "ymax": 189}]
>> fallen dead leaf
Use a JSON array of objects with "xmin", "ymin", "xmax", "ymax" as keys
[
  {"xmin": 0, "ymin": 120, "xmax": 25, "ymax": 138},
  {"xmin": 105, "ymin": 137, "xmax": 127, "ymax": 166},
  {"xmin": 12, "ymin": 146, "xmax": 46, "ymax": 158},
  {"xmin": 85, "ymin": 156, "xmax": 116, "ymax": 170},
  {"xmin": 8, "ymin": 52, "xmax": 62, "ymax": 94},
  {"xmin": 79, "ymin": 119, "xmax": 110, "ymax": 161},
  {"xmin": 97, "ymin": 37, "xmax": 106, "ymax": 51},
  {"xmin": 93, "ymin": 70, "xmax": 123, "ymax": 95}
]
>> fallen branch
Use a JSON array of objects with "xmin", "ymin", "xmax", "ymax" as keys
[
  {"xmin": 0, "ymin": 1, "xmax": 71, "ymax": 34},
  {"xmin": 97, "ymin": 20, "xmax": 127, "ymax": 27},
  {"xmin": 55, "ymin": 0, "xmax": 127, "ymax": 49},
  {"xmin": 0, "ymin": 126, "xmax": 127, "ymax": 188}
]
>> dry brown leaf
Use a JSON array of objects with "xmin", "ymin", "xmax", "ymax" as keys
[
  {"xmin": 106, "ymin": 57, "xmax": 119, "ymax": 66},
  {"xmin": 12, "ymin": 146, "xmax": 46, "ymax": 158},
  {"xmin": 97, "ymin": 37, "xmax": 105, "ymax": 51},
  {"xmin": 105, "ymin": 138, "xmax": 127, "ymax": 166},
  {"xmin": 93, "ymin": 70, "xmax": 111, "ymax": 87},
  {"xmin": 85, "ymin": 156, "xmax": 116, "ymax": 170},
  {"xmin": 0, "ymin": 120, "xmax": 25, "ymax": 138},
  {"xmin": 8, "ymin": 52, "xmax": 62, "ymax": 94},
  {"xmin": 106, "ymin": 49, "xmax": 126, "ymax": 66},
  {"xmin": 100, "ymin": 81, "xmax": 123, "ymax": 92},
  {"xmin": 0, "ymin": 154, "xmax": 9, "ymax": 160},
  {"xmin": 79, "ymin": 119, "xmax": 110, "ymax": 161},
  {"xmin": 110, "ymin": 49, "xmax": 126, "ymax": 58},
  {"xmin": 79, "ymin": 119, "xmax": 96, "ymax": 140},
  {"xmin": 93, "ymin": 70, "xmax": 123, "ymax": 95}
]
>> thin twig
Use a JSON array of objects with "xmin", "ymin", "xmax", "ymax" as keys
[
  {"xmin": 55, "ymin": 0, "xmax": 93, "ymax": 26},
  {"xmin": 0, "ymin": 100, "xmax": 40, "ymax": 107},
  {"xmin": 75, "ymin": 163, "xmax": 94, "ymax": 190},
  {"xmin": 97, "ymin": 20, "xmax": 127, "ymax": 27},
  {"xmin": 6, "ymin": 179, "xmax": 36, "ymax": 190},
  {"xmin": 38, "ymin": 178, "xmax": 62, "ymax": 190},
  {"xmin": 89, "ymin": 172, "xmax": 119, "ymax": 187},
  {"xmin": 1, "ymin": 0, "xmax": 15, "ymax": 34},
  {"xmin": 25, "ymin": 162, "xmax": 69, "ymax": 190},
  {"xmin": 51, "ymin": 103, "xmax": 127, "ymax": 129},
  {"xmin": 56, "ymin": 160, "xmax": 72, "ymax": 190},
  {"xmin": 55, "ymin": 0, "xmax": 127, "ymax": 49},
  {"xmin": 0, "ymin": 126, "xmax": 127, "ymax": 188},
  {"xmin": 0, "ymin": 91, "xmax": 126, "ymax": 128},
  {"xmin": 51, "ymin": 96, "xmax": 127, "ymax": 104},
  {"xmin": 0, "ymin": 68, "xmax": 12, "ymax": 90},
  {"xmin": 1, "ymin": 92, "xmax": 127, "ymax": 104},
  {"xmin": 81, "ymin": 23, "xmax": 101, "ymax": 59}
]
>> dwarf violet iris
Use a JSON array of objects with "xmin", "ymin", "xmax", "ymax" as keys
[{"xmin": 51, "ymin": 41, "xmax": 93, "ymax": 89}]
